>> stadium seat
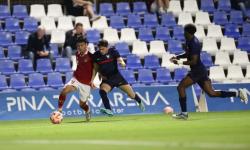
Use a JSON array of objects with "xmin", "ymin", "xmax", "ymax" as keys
[
  {"xmin": 1, "ymin": 88, "xmax": 16, "ymax": 93},
  {"xmin": 50, "ymin": 43, "xmax": 61, "ymax": 58},
  {"xmin": 161, "ymin": 13, "xmax": 177, "ymax": 27},
  {"xmin": 155, "ymin": 27, "xmax": 171, "ymax": 42},
  {"xmin": 28, "ymin": 73, "xmax": 46, "ymax": 88},
  {"xmin": 229, "ymin": 10, "xmax": 243, "ymax": 24},
  {"xmin": 218, "ymin": 0, "xmax": 231, "ymax": 12},
  {"xmin": 13, "ymin": 5, "xmax": 28, "ymax": 19},
  {"xmin": 30, "ymin": 4, "xmax": 46, "ymax": 21},
  {"xmin": 99, "ymin": 3, "xmax": 114, "ymax": 17},
  {"xmin": 41, "ymin": 17, "xmax": 56, "ymax": 34},
  {"xmin": 194, "ymin": 25, "xmax": 206, "ymax": 41},
  {"xmin": 220, "ymin": 37, "xmax": 237, "ymax": 54},
  {"xmin": 18, "ymin": 59, "xmax": 35, "ymax": 74},
  {"xmin": 57, "ymin": 16, "xmax": 74, "ymax": 32},
  {"xmin": 156, "ymin": 68, "xmax": 172, "ymax": 84},
  {"xmin": 202, "ymin": 37, "xmax": 219, "ymax": 56},
  {"xmin": 144, "ymin": 55, "xmax": 161, "ymax": 69},
  {"xmin": 0, "ymin": 32, "xmax": 13, "ymax": 47},
  {"xmin": 50, "ymin": 30, "xmax": 66, "ymax": 44},
  {"xmin": 161, "ymin": 53, "xmax": 183, "ymax": 72},
  {"xmin": 127, "ymin": 14, "xmax": 142, "ymax": 29},
  {"xmin": 178, "ymin": 12, "xmax": 193, "ymax": 26},
  {"xmin": 132, "ymin": 40, "xmax": 149, "ymax": 58},
  {"xmin": 143, "ymin": 14, "xmax": 158, "ymax": 28},
  {"xmin": 213, "ymin": 11, "xmax": 228, "ymax": 26},
  {"xmin": 92, "ymin": 16, "xmax": 109, "ymax": 32},
  {"xmin": 174, "ymin": 68, "xmax": 188, "ymax": 82},
  {"xmin": 65, "ymin": 71, "xmax": 73, "ymax": 83},
  {"xmin": 110, "ymin": 15, "xmax": 125, "ymax": 29},
  {"xmin": 195, "ymin": 11, "xmax": 211, "ymax": 28},
  {"xmin": 47, "ymin": 72, "xmax": 64, "ymax": 88},
  {"xmin": 167, "ymin": 0, "xmax": 182, "ymax": 17},
  {"xmin": 23, "ymin": 17, "xmax": 38, "ymax": 32},
  {"xmin": 245, "ymin": 65, "xmax": 250, "ymax": 79},
  {"xmin": 232, "ymin": 51, "xmax": 250, "ymax": 68},
  {"xmin": 55, "ymin": 58, "xmax": 72, "ymax": 72},
  {"xmin": 207, "ymin": 25, "xmax": 223, "ymax": 41},
  {"xmin": 224, "ymin": 24, "xmax": 240, "ymax": 39},
  {"xmin": 214, "ymin": 51, "xmax": 231, "ymax": 69},
  {"xmin": 15, "ymin": 31, "xmax": 30, "ymax": 45},
  {"xmin": 138, "ymin": 69, "xmax": 155, "ymax": 84},
  {"xmin": 173, "ymin": 26, "xmax": 185, "ymax": 41},
  {"xmin": 242, "ymin": 23, "xmax": 250, "ymax": 37},
  {"xmin": 0, "ymin": 47, "xmax": 6, "ymax": 59},
  {"xmin": 237, "ymin": 37, "xmax": 250, "ymax": 52},
  {"xmin": 21, "ymin": 88, "xmax": 37, "ymax": 92},
  {"xmin": 201, "ymin": 51, "xmax": 213, "ymax": 67},
  {"xmin": 183, "ymin": 0, "xmax": 199, "ymax": 16},
  {"xmin": 47, "ymin": 4, "xmax": 63, "ymax": 20},
  {"xmin": 120, "ymin": 28, "xmax": 137, "ymax": 45},
  {"xmin": 138, "ymin": 28, "xmax": 154, "ymax": 42},
  {"xmin": 149, "ymin": 40, "xmax": 167, "ymax": 57},
  {"xmin": 120, "ymin": 69, "xmax": 137, "ymax": 84},
  {"xmin": 86, "ymin": 29, "xmax": 100, "ymax": 44},
  {"xmin": 10, "ymin": 74, "xmax": 27, "ymax": 90},
  {"xmin": 116, "ymin": 2, "xmax": 131, "ymax": 16},
  {"xmin": 0, "ymin": 5, "xmax": 11, "ymax": 19},
  {"xmin": 103, "ymin": 28, "xmax": 120, "ymax": 45},
  {"xmin": 0, "ymin": 59, "xmax": 16, "ymax": 75},
  {"xmin": 168, "ymin": 40, "xmax": 183, "ymax": 55},
  {"xmin": 38, "ymin": 87, "xmax": 55, "ymax": 91},
  {"xmin": 126, "ymin": 54, "xmax": 143, "ymax": 70},
  {"xmin": 7, "ymin": 45, "xmax": 23, "ymax": 60},
  {"xmin": 0, "ymin": 75, "xmax": 8, "ymax": 90},
  {"xmin": 133, "ymin": 2, "xmax": 147, "ymax": 15},
  {"xmin": 36, "ymin": 58, "xmax": 53, "ymax": 73},
  {"xmin": 115, "ymin": 42, "xmax": 130, "ymax": 57},
  {"xmin": 226, "ymin": 65, "xmax": 244, "ymax": 82},
  {"xmin": 5, "ymin": 18, "xmax": 20, "ymax": 32},
  {"xmin": 75, "ymin": 16, "xmax": 91, "ymax": 30},
  {"xmin": 200, "ymin": 0, "xmax": 215, "ymax": 13}
]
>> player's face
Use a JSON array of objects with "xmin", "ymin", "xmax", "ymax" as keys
[
  {"xmin": 99, "ymin": 46, "xmax": 108, "ymax": 55},
  {"xmin": 77, "ymin": 42, "xmax": 88, "ymax": 53}
]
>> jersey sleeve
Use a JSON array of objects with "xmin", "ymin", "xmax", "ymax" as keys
[{"xmin": 111, "ymin": 48, "xmax": 121, "ymax": 58}]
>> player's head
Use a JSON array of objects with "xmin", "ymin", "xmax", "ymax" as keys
[
  {"xmin": 98, "ymin": 40, "xmax": 109, "ymax": 55},
  {"xmin": 75, "ymin": 23, "xmax": 83, "ymax": 34},
  {"xmin": 184, "ymin": 24, "xmax": 196, "ymax": 40},
  {"xmin": 76, "ymin": 37, "xmax": 88, "ymax": 53}
]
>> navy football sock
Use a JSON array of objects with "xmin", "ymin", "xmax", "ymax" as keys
[
  {"xmin": 220, "ymin": 91, "xmax": 237, "ymax": 98},
  {"xmin": 99, "ymin": 90, "xmax": 112, "ymax": 110},
  {"xmin": 134, "ymin": 94, "xmax": 142, "ymax": 103},
  {"xmin": 179, "ymin": 97, "xmax": 187, "ymax": 112}
]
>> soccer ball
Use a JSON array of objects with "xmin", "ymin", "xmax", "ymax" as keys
[
  {"xmin": 50, "ymin": 111, "xmax": 63, "ymax": 124},
  {"xmin": 163, "ymin": 106, "xmax": 174, "ymax": 115}
]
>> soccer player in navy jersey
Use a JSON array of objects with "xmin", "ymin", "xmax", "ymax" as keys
[
  {"xmin": 93, "ymin": 40, "xmax": 145, "ymax": 116},
  {"xmin": 170, "ymin": 24, "xmax": 248, "ymax": 120}
]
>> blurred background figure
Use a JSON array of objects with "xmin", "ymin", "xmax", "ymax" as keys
[{"xmin": 149, "ymin": 0, "xmax": 169, "ymax": 14}]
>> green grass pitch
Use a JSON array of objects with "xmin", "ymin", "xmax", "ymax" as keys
[{"xmin": 0, "ymin": 111, "xmax": 250, "ymax": 150}]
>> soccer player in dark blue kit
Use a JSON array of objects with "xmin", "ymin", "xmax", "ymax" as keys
[
  {"xmin": 170, "ymin": 24, "xmax": 248, "ymax": 120},
  {"xmin": 93, "ymin": 40, "xmax": 145, "ymax": 116}
]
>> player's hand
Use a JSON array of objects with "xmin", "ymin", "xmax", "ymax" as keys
[
  {"xmin": 90, "ymin": 81, "xmax": 96, "ymax": 89},
  {"xmin": 120, "ymin": 62, "xmax": 126, "ymax": 69},
  {"xmin": 170, "ymin": 57, "xmax": 178, "ymax": 64}
]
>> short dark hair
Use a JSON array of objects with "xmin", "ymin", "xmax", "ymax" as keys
[
  {"xmin": 75, "ymin": 22, "xmax": 83, "ymax": 28},
  {"xmin": 76, "ymin": 37, "xmax": 88, "ymax": 44},
  {"xmin": 184, "ymin": 24, "xmax": 197, "ymax": 35},
  {"xmin": 98, "ymin": 40, "xmax": 109, "ymax": 47}
]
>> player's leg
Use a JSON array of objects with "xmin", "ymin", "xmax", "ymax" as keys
[
  {"xmin": 58, "ymin": 85, "xmax": 77, "ymax": 112},
  {"xmin": 83, "ymin": 2, "xmax": 100, "ymax": 21},
  {"xmin": 78, "ymin": 84, "xmax": 91, "ymax": 121},
  {"xmin": 118, "ymin": 84, "xmax": 145, "ymax": 111},
  {"xmin": 99, "ymin": 83, "xmax": 113, "ymax": 116}
]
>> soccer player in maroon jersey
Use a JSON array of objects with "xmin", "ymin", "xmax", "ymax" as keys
[{"xmin": 58, "ymin": 38, "xmax": 96, "ymax": 121}]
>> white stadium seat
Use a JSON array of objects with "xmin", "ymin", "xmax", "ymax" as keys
[
  {"xmin": 209, "ymin": 66, "xmax": 226, "ymax": 82},
  {"xmin": 161, "ymin": 53, "xmax": 186, "ymax": 72},
  {"xmin": 92, "ymin": 16, "xmax": 109, "ymax": 32},
  {"xmin": 195, "ymin": 11, "xmax": 211, "ymax": 28},
  {"xmin": 167, "ymin": 0, "xmax": 182, "ymax": 17},
  {"xmin": 75, "ymin": 16, "xmax": 91, "ymax": 30},
  {"xmin": 207, "ymin": 24, "xmax": 223, "ymax": 42},
  {"xmin": 120, "ymin": 28, "xmax": 137, "ymax": 45},
  {"xmin": 40, "ymin": 17, "xmax": 56, "ymax": 34},
  {"xmin": 220, "ymin": 37, "xmax": 237, "ymax": 55},
  {"xmin": 132, "ymin": 40, "xmax": 149, "ymax": 58},
  {"xmin": 214, "ymin": 51, "xmax": 231, "ymax": 69},
  {"xmin": 178, "ymin": 12, "xmax": 193, "ymax": 26},
  {"xmin": 183, "ymin": 0, "xmax": 199, "ymax": 16},
  {"xmin": 57, "ymin": 16, "xmax": 74, "ymax": 32},
  {"xmin": 149, "ymin": 40, "xmax": 167, "ymax": 58},
  {"xmin": 232, "ymin": 51, "xmax": 250, "ymax": 68},
  {"xmin": 50, "ymin": 30, "xmax": 65, "ymax": 44},
  {"xmin": 47, "ymin": 4, "xmax": 63, "ymax": 21},
  {"xmin": 30, "ymin": 4, "xmax": 46, "ymax": 21},
  {"xmin": 103, "ymin": 28, "xmax": 120, "ymax": 45},
  {"xmin": 195, "ymin": 25, "xmax": 206, "ymax": 41},
  {"xmin": 202, "ymin": 38, "xmax": 219, "ymax": 56},
  {"xmin": 226, "ymin": 65, "xmax": 244, "ymax": 82}
]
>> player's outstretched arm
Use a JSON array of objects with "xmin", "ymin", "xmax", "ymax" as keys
[
  {"xmin": 90, "ymin": 63, "xmax": 99, "ymax": 88},
  {"xmin": 117, "ymin": 57, "xmax": 126, "ymax": 68}
]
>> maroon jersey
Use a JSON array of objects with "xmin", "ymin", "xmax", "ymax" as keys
[{"xmin": 73, "ymin": 51, "xmax": 93, "ymax": 85}]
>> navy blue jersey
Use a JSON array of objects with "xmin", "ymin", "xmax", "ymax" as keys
[
  {"xmin": 93, "ymin": 48, "xmax": 120, "ymax": 77},
  {"xmin": 186, "ymin": 36, "xmax": 206, "ymax": 72}
]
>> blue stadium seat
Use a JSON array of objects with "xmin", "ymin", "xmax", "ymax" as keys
[
  {"xmin": 201, "ymin": 52, "xmax": 213, "ymax": 68},
  {"xmin": 0, "ymin": 5, "xmax": 11, "ymax": 19},
  {"xmin": 13, "ymin": 5, "xmax": 28, "ymax": 19},
  {"xmin": 213, "ymin": 11, "xmax": 228, "ymax": 25},
  {"xmin": 144, "ymin": 55, "xmax": 161, "ymax": 69},
  {"xmin": 237, "ymin": 37, "xmax": 250, "ymax": 52},
  {"xmin": 0, "ymin": 75, "xmax": 8, "ymax": 90},
  {"xmin": 138, "ymin": 27, "xmax": 154, "ymax": 42},
  {"xmin": 7, "ymin": 45, "xmax": 23, "ymax": 60},
  {"xmin": 138, "ymin": 69, "xmax": 155, "ymax": 84},
  {"xmin": 10, "ymin": 74, "xmax": 27, "ymax": 90},
  {"xmin": 224, "ymin": 24, "xmax": 240, "ymax": 39},
  {"xmin": 168, "ymin": 40, "xmax": 183, "ymax": 55},
  {"xmin": 116, "ymin": 2, "xmax": 131, "ymax": 16},
  {"xmin": 0, "ymin": 59, "xmax": 16, "ymax": 75},
  {"xmin": 127, "ymin": 14, "xmax": 142, "ymax": 29},
  {"xmin": 218, "ymin": 0, "xmax": 231, "ymax": 12},
  {"xmin": 120, "ymin": 69, "xmax": 137, "ymax": 84},
  {"xmin": 229, "ymin": 10, "xmax": 243, "ymax": 24},
  {"xmin": 65, "ymin": 71, "xmax": 73, "ymax": 83},
  {"xmin": 18, "ymin": 59, "xmax": 34, "ymax": 74},
  {"xmin": 50, "ymin": 43, "xmax": 61, "ymax": 58},
  {"xmin": 99, "ymin": 3, "xmax": 114, "ymax": 17},
  {"xmin": 201, "ymin": 0, "xmax": 215, "ymax": 13},
  {"xmin": 0, "ymin": 23, "xmax": 2, "ymax": 31},
  {"xmin": 161, "ymin": 13, "xmax": 177, "ymax": 27},
  {"xmin": 5, "ymin": 18, "xmax": 20, "ymax": 32},
  {"xmin": 133, "ymin": 2, "xmax": 147, "ymax": 15},
  {"xmin": 126, "ymin": 54, "xmax": 143, "ymax": 70},
  {"xmin": 47, "ymin": 72, "xmax": 64, "ymax": 88},
  {"xmin": 144, "ymin": 14, "xmax": 158, "ymax": 28},
  {"xmin": 86, "ymin": 29, "xmax": 100, "ymax": 44},
  {"xmin": 1, "ymin": 89, "xmax": 16, "ymax": 93},
  {"xmin": 38, "ymin": 87, "xmax": 55, "ymax": 91},
  {"xmin": 173, "ymin": 26, "xmax": 185, "ymax": 41},
  {"xmin": 21, "ymin": 88, "xmax": 37, "ymax": 92},
  {"xmin": 28, "ymin": 73, "xmax": 46, "ymax": 88},
  {"xmin": 110, "ymin": 15, "xmax": 125, "ymax": 29},
  {"xmin": 156, "ymin": 68, "xmax": 172, "ymax": 84},
  {"xmin": 0, "ymin": 47, "xmax": 6, "ymax": 59},
  {"xmin": 115, "ymin": 42, "xmax": 130, "ymax": 57},
  {"xmin": 0, "ymin": 31, "xmax": 14, "ymax": 47},
  {"xmin": 242, "ymin": 23, "xmax": 250, "ymax": 37},
  {"xmin": 55, "ymin": 58, "xmax": 72, "ymax": 72},
  {"xmin": 155, "ymin": 27, "xmax": 171, "ymax": 42},
  {"xmin": 36, "ymin": 58, "xmax": 53, "ymax": 73},
  {"xmin": 15, "ymin": 31, "xmax": 30, "ymax": 45},
  {"xmin": 174, "ymin": 68, "xmax": 188, "ymax": 82},
  {"xmin": 23, "ymin": 17, "xmax": 38, "ymax": 32}
]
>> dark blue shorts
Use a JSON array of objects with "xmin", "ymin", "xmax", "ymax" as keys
[
  {"xmin": 187, "ymin": 70, "xmax": 210, "ymax": 87},
  {"xmin": 101, "ymin": 72, "xmax": 128, "ymax": 89}
]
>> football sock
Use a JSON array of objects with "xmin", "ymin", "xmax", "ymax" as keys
[
  {"xmin": 220, "ymin": 91, "xmax": 237, "ymax": 98},
  {"xmin": 99, "ymin": 90, "xmax": 112, "ymax": 110},
  {"xmin": 80, "ymin": 102, "xmax": 89, "ymax": 112},
  {"xmin": 179, "ymin": 97, "xmax": 187, "ymax": 112},
  {"xmin": 58, "ymin": 94, "xmax": 66, "ymax": 109},
  {"xmin": 133, "ymin": 94, "xmax": 142, "ymax": 103}
]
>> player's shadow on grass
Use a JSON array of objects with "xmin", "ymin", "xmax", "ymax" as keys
[{"xmin": 66, "ymin": 118, "xmax": 140, "ymax": 124}]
